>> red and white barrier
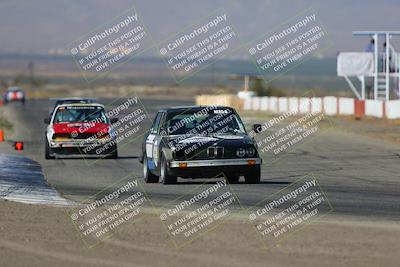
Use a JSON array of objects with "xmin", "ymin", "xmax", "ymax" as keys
[
  {"xmin": 385, "ymin": 100, "xmax": 400, "ymax": 119},
  {"xmin": 270, "ymin": 97, "xmax": 278, "ymax": 113},
  {"xmin": 260, "ymin": 97, "xmax": 269, "ymax": 111},
  {"xmin": 365, "ymin": 100, "xmax": 383, "ymax": 118},
  {"xmin": 323, "ymin": 96, "xmax": 337, "ymax": 115},
  {"xmin": 311, "ymin": 97, "xmax": 323, "ymax": 113},
  {"xmin": 288, "ymin": 97, "xmax": 299, "ymax": 113},
  {"xmin": 299, "ymin": 98, "xmax": 311, "ymax": 114},
  {"xmin": 243, "ymin": 97, "xmax": 252, "ymax": 111},
  {"xmin": 278, "ymin": 97, "xmax": 288, "ymax": 113},
  {"xmin": 252, "ymin": 97, "xmax": 261, "ymax": 111},
  {"xmin": 338, "ymin": 97, "xmax": 355, "ymax": 115},
  {"xmin": 242, "ymin": 95, "xmax": 400, "ymax": 119}
]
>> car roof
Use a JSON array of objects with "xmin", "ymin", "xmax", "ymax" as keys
[
  {"xmin": 6, "ymin": 87, "xmax": 23, "ymax": 91},
  {"xmin": 50, "ymin": 97, "xmax": 96, "ymax": 101},
  {"xmin": 55, "ymin": 103, "xmax": 105, "ymax": 109},
  {"xmin": 159, "ymin": 105, "xmax": 235, "ymax": 113}
]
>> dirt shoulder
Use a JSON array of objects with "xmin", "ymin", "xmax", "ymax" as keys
[
  {"xmin": 0, "ymin": 200, "xmax": 399, "ymax": 267},
  {"xmin": 241, "ymin": 110, "xmax": 400, "ymax": 145},
  {"xmin": 331, "ymin": 115, "xmax": 400, "ymax": 144},
  {"xmin": 0, "ymin": 107, "xmax": 13, "ymax": 140},
  {"xmin": 17, "ymin": 84, "xmax": 233, "ymax": 101}
]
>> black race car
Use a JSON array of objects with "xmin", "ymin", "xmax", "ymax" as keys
[{"xmin": 141, "ymin": 106, "xmax": 262, "ymax": 184}]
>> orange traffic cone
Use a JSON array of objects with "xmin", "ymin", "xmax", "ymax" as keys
[{"xmin": 0, "ymin": 130, "xmax": 4, "ymax": 142}]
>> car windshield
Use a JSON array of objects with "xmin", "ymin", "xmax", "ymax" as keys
[
  {"xmin": 165, "ymin": 109, "xmax": 246, "ymax": 135},
  {"xmin": 7, "ymin": 87, "xmax": 22, "ymax": 92},
  {"xmin": 53, "ymin": 106, "xmax": 108, "ymax": 123},
  {"xmin": 7, "ymin": 89, "xmax": 22, "ymax": 93},
  {"xmin": 53, "ymin": 100, "xmax": 93, "ymax": 110}
]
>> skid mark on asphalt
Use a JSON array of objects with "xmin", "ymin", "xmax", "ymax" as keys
[{"xmin": 0, "ymin": 154, "xmax": 74, "ymax": 206}]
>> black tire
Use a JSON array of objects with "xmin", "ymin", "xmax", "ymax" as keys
[
  {"xmin": 106, "ymin": 144, "xmax": 118, "ymax": 159},
  {"xmin": 45, "ymin": 140, "xmax": 54, "ymax": 159},
  {"xmin": 143, "ymin": 154, "xmax": 159, "ymax": 183},
  {"xmin": 160, "ymin": 154, "xmax": 177, "ymax": 184},
  {"xmin": 225, "ymin": 173, "xmax": 240, "ymax": 184},
  {"xmin": 244, "ymin": 165, "xmax": 261, "ymax": 184}
]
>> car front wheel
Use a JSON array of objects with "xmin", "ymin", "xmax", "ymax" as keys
[
  {"xmin": 225, "ymin": 173, "xmax": 240, "ymax": 184},
  {"xmin": 160, "ymin": 154, "xmax": 177, "ymax": 184},
  {"xmin": 106, "ymin": 144, "xmax": 118, "ymax": 159},
  {"xmin": 45, "ymin": 139, "xmax": 54, "ymax": 159},
  {"xmin": 143, "ymin": 154, "xmax": 159, "ymax": 183},
  {"xmin": 244, "ymin": 165, "xmax": 261, "ymax": 184}
]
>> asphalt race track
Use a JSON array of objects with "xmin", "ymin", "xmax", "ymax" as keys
[{"xmin": 3, "ymin": 98, "xmax": 400, "ymax": 221}]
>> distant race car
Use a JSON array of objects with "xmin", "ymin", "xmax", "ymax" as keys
[
  {"xmin": 48, "ymin": 97, "xmax": 97, "ymax": 117},
  {"xmin": 44, "ymin": 103, "xmax": 118, "ymax": 159},
  {"xmin": 141, "ymin": 106, "xmax": 262, "ymax": 184},
  {"xmin": 3, "ymin": 87, "xmax": 25, "ymax": 104}
]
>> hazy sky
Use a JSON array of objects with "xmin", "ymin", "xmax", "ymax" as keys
[{"xmin": 0, "ymin": 0, "xmax": 399, "ymax": 57}]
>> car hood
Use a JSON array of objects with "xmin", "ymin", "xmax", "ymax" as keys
[
  {"xmin": 52, "ymin": 122, "xmax": 110, "ymax": 134},
  {"xmin": 166, "ymin": 134, "xmax": 255, "ymax": 148}
]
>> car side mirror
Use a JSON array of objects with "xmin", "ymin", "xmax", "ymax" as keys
[
  {"xmin": 110, "ymin": 118, "xmax": 118, "ymax": 124},
  {"xmin": 43, "ymin": 118, "xmax": 50, "ymax": 124},
  {"xmin": 159, "ymin": 126, "xmax": 167, "ymax": 136},
  {"xmin": 253, "ymin": 124, "xmax": 262, "ymax": 134}
]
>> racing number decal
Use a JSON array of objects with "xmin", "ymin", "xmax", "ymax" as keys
[
  {"xmin": 153, "ymin": 139, "xmax": 159, "ymax": 166},
  {"xmin": 146, "ymin": 111, "xmax": 164, "ymax": 167},
  {"xmin": 146, "ymin": 134, "xmax": 155, "ymax": 158}
]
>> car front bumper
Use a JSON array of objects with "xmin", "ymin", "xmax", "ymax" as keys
[
  {"xmin": 169, "ymin": 158, "xmax": 262, "ymax": 178},
  {"xmin": 49, "ymin": 139, "xmax": 112, "ymax": 149},
  {"xmin": 168, "ymin": 158, "xmax": 261, "ymax": 178},
  {"xmin": 169, "ymin": 158, "xmax": 262, "ymax": 168},
  {"xmin": 48, "ymin": 139, "xmax": 116, "ymax": 156}
]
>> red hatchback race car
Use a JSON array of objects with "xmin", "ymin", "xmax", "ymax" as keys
[{"xmin": 44, "ymin": 103, "xmax": 118, "ymax": 159}]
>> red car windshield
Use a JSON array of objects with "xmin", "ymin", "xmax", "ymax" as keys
[{"xmin": 53, "ymin": 106, "xmax": 108, "ymax": 124}]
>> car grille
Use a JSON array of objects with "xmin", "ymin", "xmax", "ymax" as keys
[
  {"xmin": 206, "ymin": 146, "xmax": 224, "ymax": 158},
  {"xmin": 179, "ymin": 146, "xmax": 237, "ymax": 160},
  {"xmin": 52, "ymin": 133, "xmax": 103, "ymax": 140}
]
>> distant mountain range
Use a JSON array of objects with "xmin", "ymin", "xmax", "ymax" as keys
[
  {"xmin": 0, "ymin": 0, "xmax": 399, "ymax": 56},
  {"xmin": 0, "ymin": 53, "xmax": 348, "ymax": 91}
]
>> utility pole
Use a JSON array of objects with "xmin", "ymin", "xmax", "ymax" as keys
[{"xmin": 28, "ymin": 61, "xmax": 34, "ymax": 84}]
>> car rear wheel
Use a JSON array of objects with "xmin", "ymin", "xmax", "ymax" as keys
[
  {"xmin": 244, "ymin": 165, "xmax": 261, "ymax": 184},
  {"xmin": 143, "ymin": 154, "xmax": 159, "ymax": 183},
  {"xmin": 160, "ymin": 154, "xmax": 177, "ymax": 184}
]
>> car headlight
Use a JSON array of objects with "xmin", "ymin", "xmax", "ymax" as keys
[
  {"xmin": 236, "ymin": 147, "xmax": 246, "ymax": 157},
  {"xmin": 246, "ymin": 147, "xmax": 256, "ymax": 157},
  {"xmin": 172, "ymin": 147, "xmax": 185, "ymax": 160}
]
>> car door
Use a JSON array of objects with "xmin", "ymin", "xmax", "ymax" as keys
[{"xmin": 145, "ymin": 112, "xmax": 164, "ymax": 168}]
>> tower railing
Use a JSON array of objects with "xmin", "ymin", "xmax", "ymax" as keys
[{"xmin": 338, "ymin": 31, "xmax": 400, "ymax": 100}]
